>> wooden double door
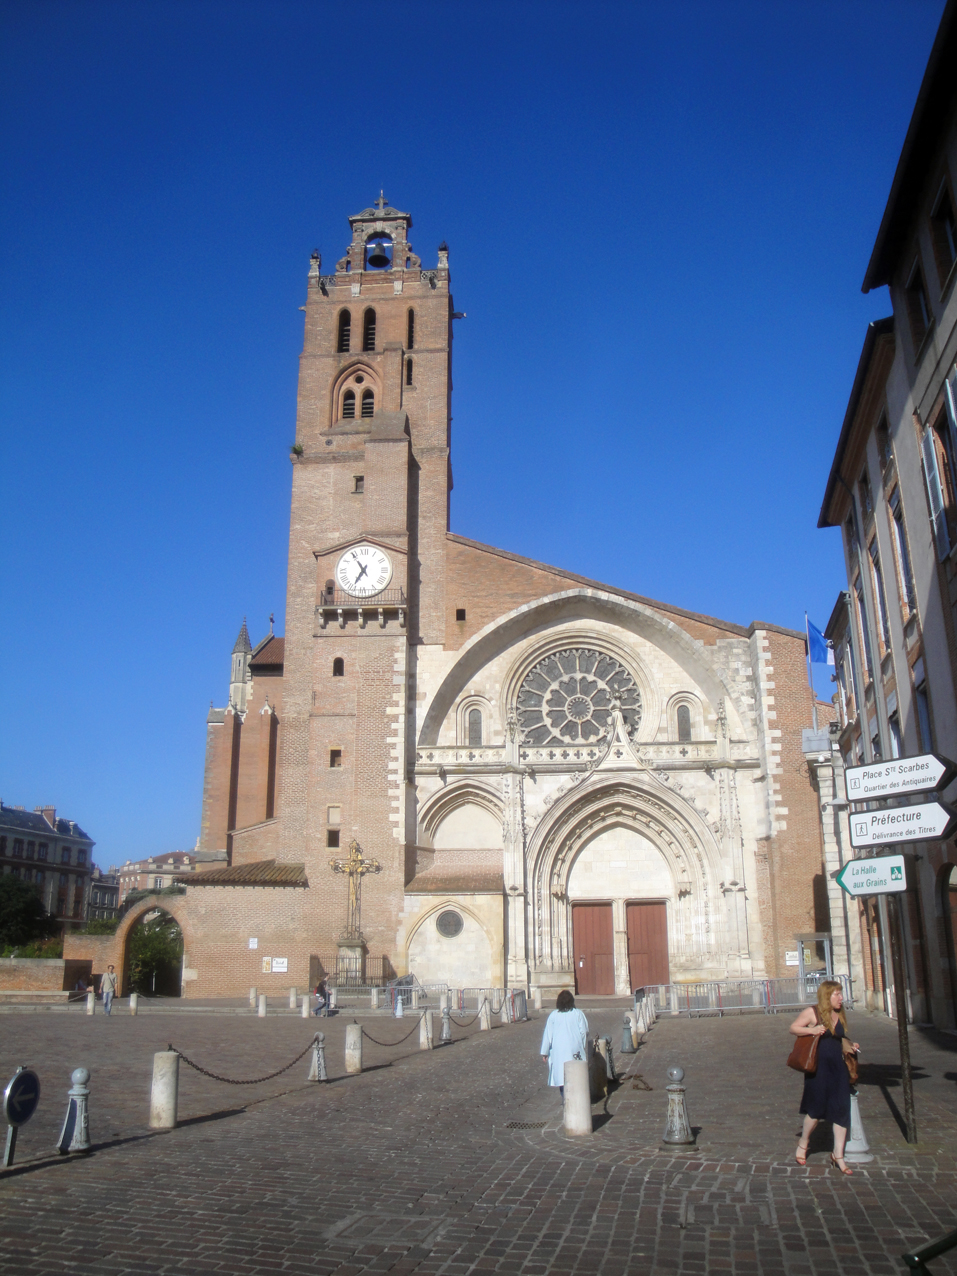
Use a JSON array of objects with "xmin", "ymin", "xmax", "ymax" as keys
[{"xmin": 572, "ymin": 901, "xmax": 669, "ymax": 995}]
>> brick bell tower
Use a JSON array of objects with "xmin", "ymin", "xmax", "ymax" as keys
[{"xmin": 277, "ymin": 196, "xmax": 454, "ymax": 967}]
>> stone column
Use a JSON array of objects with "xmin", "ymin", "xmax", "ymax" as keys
[
  {"xmin": 502, "ymin": 767, "xmax": 529, "ymax": 988},
  {"xmin": 612, "ymin": 899, "xmax": 630, "ymax": 995}
]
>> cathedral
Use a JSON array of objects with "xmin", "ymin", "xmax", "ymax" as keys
[{"xmin": 180, "ymin": 198, "xmax": 829, "ymax": 998}]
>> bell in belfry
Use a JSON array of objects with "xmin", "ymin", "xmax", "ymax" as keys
[{"xmin": 366, "ymin": 238, "xmax": 390, "ymax": 268}]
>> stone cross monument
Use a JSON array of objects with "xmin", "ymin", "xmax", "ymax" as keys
[{"xmin": 330, "ymin": 840, "xmax": 381, "ymax": 983}]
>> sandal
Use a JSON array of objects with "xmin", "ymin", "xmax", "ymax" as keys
[
  {"xmin": 795, "ymin": 1143, "xmax": 808, "ymax": 1166},
  {"xmin": 830, "ymin": 1155, "xmax": 853, "ymax": 1176}
]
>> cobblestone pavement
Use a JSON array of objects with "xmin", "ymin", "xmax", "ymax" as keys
[{"xmin": 1, "ymin": 1002, "xmax": 956, "ymax": 1274}]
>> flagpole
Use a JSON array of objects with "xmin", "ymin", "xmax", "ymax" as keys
[{"xmin": 805, "ymin": 612, "xmax": 819, "ymax": 732}]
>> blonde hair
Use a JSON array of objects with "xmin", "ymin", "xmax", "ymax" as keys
[{"xmin": 816, "ymin": 980, "xmax": 847, "ymax": 1032}]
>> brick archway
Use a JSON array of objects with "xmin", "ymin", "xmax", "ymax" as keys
[{"xmin": 113, "ymin": 895, "xmax": 192, "ymax": 995}]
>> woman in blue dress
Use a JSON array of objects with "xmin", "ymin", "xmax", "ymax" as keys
[
  {"xmin": 541, "ymin": 990, "xmax": 589, "ymax": 1100},
  {"xmin": 790, "ymin": 980, "xmax": 860, "ymax": 1175}
]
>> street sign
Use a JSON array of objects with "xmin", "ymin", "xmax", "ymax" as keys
[
  {"xmin": 846, "ymin": 752, "xmax": 957, "ymax": 800},
  {"xmin": 848, "ymin": 799, "xmax": 957, "ymax": 848},
  {"xmin": 836, "ymin": 855, "xmax": 907, "ymax": 897},
  {"xmin": 3, "ymin": 1067, "xmax": 40, "ymax": 1128}
]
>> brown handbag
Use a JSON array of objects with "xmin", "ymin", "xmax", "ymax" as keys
[
  {"xmin": 787, "ymin": 1011, "xmax": 820, "ymax": 1074},
  {"xmin": 842, "ymin": 1037, "xmax": 859, "ymax": 1084}
]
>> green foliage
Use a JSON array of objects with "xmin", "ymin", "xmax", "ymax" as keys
[
  {"xmin": 0, "ymin": 874, "xmax": 59, "ymax": 948},
  {"xmin": 129, "ymin": 912, "xmax": 183, "ymax": 995},
  {"xmin": 81, "ymin": 917, "xmax": 119, "ymax": 935},
  {"xmin": 1, "ymin": 936, "xmax": 63, "ymax": 959}
]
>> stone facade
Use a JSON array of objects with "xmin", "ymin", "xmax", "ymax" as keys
[{"xmin": 171, "ymin": 198, "xmax": 832, "ymax": 999}]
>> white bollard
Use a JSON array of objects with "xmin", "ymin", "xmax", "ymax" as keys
[
  {"xmin": 258, "ymin": 993, "xmax": 267, "ymax": 1018},
  {"xmin": 563, "ymin": 1059, "xmax": 593, "ymax": 1136},
  {"xmin": 533, "ymin": 986, "xmax": 543, "ymax": 1012},
  {"xmin": 289, "ymin": 987, "xmax": 298, "ymax": 1010},
  {"xmin": 439, "ymin": 989, "xmax": 448, "ymax": 1012},
  {"xmin": 129, "ymin": 991, "xmax": 138, "ymax": 1016},
  {"xmin": 86, "ymin": 988, "xmax": 95, "ymax": 1016},
  {"xmin": 661, "ymin": 1066, "xmax": 695, "ymax": 1148},
  {"xmin": 419, "ymin": 1010, "xmax": 433, "ymax": 1050},
  {"xmin": 301, "ymin": 995, "xmax": 310, "ymax": 1019},
  {"xmin": 249, "ymin": 986, "xmax": 258, "ymax": 1007},
  {"xmin": 57, "ymin": 1067, "xmax": 92, "ymax": 1154},
  {"xmin": 395, "ymin": 992, "xmax": 404, "ymax": 1018},
  {"xmin": 149, "ymin": 1052, "xmax": 179, "ymax": 1129},
  {"xmin": 308, "ymin": 1032, "xmax": 327, "ymax": 1081},
  {"xmin": 844, "ymin": 1092, "xmax": 875, "ymax": 1163},
  {"xmin": 371, "ymin": 986, "xmax": 379, "ymax": 1010},
  {"xmin": 479, "ymin": 999, "xmax": 492, "ymax": 1031},
  {"xmin": 411, "ymin": 988, "xmax": 419, "ymax": 1009},
  {"xmin": 345, "ymin": 1023, "xmax": 363, "ymax": 1074},
  {"xmin": 329, "ymin": 987, "xmax": 337, "ymax": 1011}
]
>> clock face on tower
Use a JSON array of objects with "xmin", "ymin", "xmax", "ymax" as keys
[{"xmin": 335, "ymin": 544, "xmax": 393, "ymax": 598}]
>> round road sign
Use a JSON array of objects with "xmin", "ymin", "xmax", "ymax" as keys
[{"xmin": 3, "ymin": 1067, "xmax": 40, "ymax": 1128}]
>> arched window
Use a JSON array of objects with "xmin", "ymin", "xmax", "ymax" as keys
[
  {"xmin": 468, "ymin": 708, "xmax": 483, "ymax": 747},
  {"xmin": 406, "ymin": 358, "xmax": 413, "ymax": 386},
  {"xmin": 337, "ymin": 310, "xmax": 351, "ymax": 353},
  {"xmin": 341, "ymin": 389, "xmax": 355, "ymax": 419},
  {"xmin": 407, "ymin": 309, "xmax": 415, "ymax": 349},
  {"xmin": 676, "ymin": 704, "xmax": 692, "ymax": 742},
  {"xmin": 361, "ymin": 389, "xmax": 375, "ymax": 418},
  {"xmin": 332, "ymin": 658, "xmax": 344, "ymax": 677},
  {"xmin": 363, "ymin": 309, "xmax": 376, "ymax": 352}
]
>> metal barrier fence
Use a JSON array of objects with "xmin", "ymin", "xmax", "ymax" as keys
[{"xmin": 636, "ymin": 974, "xmax": 854, "ymax": 1018}]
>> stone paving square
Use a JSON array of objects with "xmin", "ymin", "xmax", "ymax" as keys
[{"xmin": 0, "ymin": 1003, "xmax": 956, "ymax": 1274}]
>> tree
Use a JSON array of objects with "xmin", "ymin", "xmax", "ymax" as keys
[
  {"xmin": 0, "ymin": 875, "xmax": 59, "ymax": 948},
  {"xmin": 128, "ymin": 912, "xmax": 183, "ymax": 995}
]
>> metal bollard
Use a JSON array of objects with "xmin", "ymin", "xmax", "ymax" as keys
[
  {"xmin": 308, "ymin": 1033, "xmax": 327, "ymax": 1081},
  {"xmin": 345, "ymin": 1024, "xmax": 362, "ymax": 1074},
  {"xmin": 419, "ymin": 1010, "xmax": 433, "ymax": 1050},
  {"xmin": 149, "ymin": 1051, "xmax": 179, "ymax": 1130},
  {"xmin": 395, "ymin": 992, "xmax": 404, "ymax": 1018},
  {"xmin": 440, "ymin": 1006, "xmax": 452, "ymax": 1044},
  {"xmin": 130, "ymin": 992, "xmax": 138, "ymax": 1016},
  {"xmin": 56, "ymin": 1067, "xmax": 91, "ymax": 1154},
  {"xmin": 86, "ymin": 988, "xmax": 95, "ymax": 1016},
  {"xmin": 621, "ymin": 1015, "xmax": 635, "ymax": 1054},
  {"xmin": 533, "ymin": 986, "xmax": 543, "ymax": 1012},
  {"xmin": 249, "ymin": 986, "xmax": 257, "ymax": 1007},
  {"xmin": 371, "ymin": 986, "xmax": 379, "ymax": 1010},
  {"xmin": 258, "ymin": 993, "xmax": 267, "ymax": 1018},
  {"xmin": 661, "ymin": 1066, "xmax": 694, "ymax": 1149},
  {"xmin": 844, "ymin": 1092, "xmax": 874, "ymax": 1163},
  {"xmin": 289, "ymin": 987, "xmax": 298, "ymax": 1010},
  {"xmin": 411, "ymin": 988, "xmax": 419, "ymax": 1010},
  {"xmin": 301, "ymin": 995, "xmax": 310, "ymax": 1019},
  {"xmin": 479, "ymin": 999, "xmax": 492, "ymax": 1031},
  {"xmin": 597, "ymin": 1035, "xmax": 616, "ymax": 1081},
  {"xmin": 563, "ymin": 1059, "xmax": 593, "ymax": 1136}
]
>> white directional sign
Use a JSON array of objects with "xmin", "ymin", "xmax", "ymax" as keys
[
  {"xmin": 836, "ymin": 855, "xmax": 907, "ymax": 897},
  {"xmin": 846, "ymin": 753, "xmax": 956, "ymax": 800},
  {"xmin": 849, "ymin": 799, "xmax": 957, "ymax": 848}
]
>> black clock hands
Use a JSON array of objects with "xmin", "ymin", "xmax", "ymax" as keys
[{"xmin": 354, "ymin": 562, "xmax": 369, "ymax": 583}]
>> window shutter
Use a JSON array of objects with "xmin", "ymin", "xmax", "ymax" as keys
[{"xmin": 921, "ymin": 425, "xmax": 950, "ymax": 559}]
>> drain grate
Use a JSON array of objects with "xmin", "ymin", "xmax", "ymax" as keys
[{"xmin": 505, "ymin": 1120, "xmax": 547, "ymax": 1129}]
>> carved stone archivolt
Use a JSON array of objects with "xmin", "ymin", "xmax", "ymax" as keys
[{"xmin": 516, "ymin": 648, "xmax": 641, "ymax": 746}]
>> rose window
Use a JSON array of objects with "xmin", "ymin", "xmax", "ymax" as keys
[{"xmin": 516, "ymin": 648, "xmax": 641, "ymax": 746}]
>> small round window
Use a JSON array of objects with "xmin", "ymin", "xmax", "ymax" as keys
[{"xmin": 436, "ymin": 910, "xmax": 464, "ymax": 938}]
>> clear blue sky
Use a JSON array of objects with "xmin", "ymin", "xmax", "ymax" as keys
[{"xmin": 0, "ymin": 1, "xmax": 945, "ymax": 868}]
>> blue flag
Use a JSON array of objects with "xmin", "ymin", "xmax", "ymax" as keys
[{"xmin": 806, "ymin": 618, "xmax": 831, "ymax": 665}]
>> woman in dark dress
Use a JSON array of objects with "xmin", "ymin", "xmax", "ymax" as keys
[{"xmin": 790, "ymin": 980, "xmax": 860, "ymax": 1175}]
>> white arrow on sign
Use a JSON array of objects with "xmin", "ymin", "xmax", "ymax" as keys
[
  {"xmin": 848, "ymin": 798, "xmax": 957, "ymax": 848},
  {"xmin": 836, "ymin": 854, "xmax": 907, "ymax": 896},
  {"xmin": 845, "ymin": 752, "xmax": 956, "ymax": 801}
]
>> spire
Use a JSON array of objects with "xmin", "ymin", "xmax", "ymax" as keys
[{"xmin": 233, "ymin": 618, "xmax": 252, "ymax": 655}]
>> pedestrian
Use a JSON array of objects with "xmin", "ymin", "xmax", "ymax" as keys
[
  {"xmin": 540, "ymin": 989, "xmax": 589, "ymax": 1102},
  {"xmin": 99, "ymin": 964, "xmax": 118, "ymax": 1017},
  {"xmin": 313, "ymin": 977, "xmax": 328, "ymax": 1017},
  {"xmin": 790, "ymin": 980, "xmax": 860, "ymax": 1175}
]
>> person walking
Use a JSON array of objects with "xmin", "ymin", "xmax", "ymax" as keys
[
  {"xmin": 313, "ymin": 977, "xmax": 328, "ymax": 1017},
  {"xmin": 540, "ymin": 990, "xmax": 589, "ymax": 1102},
  {"xmin": 99, "ymin": 964, "xmax": 118, "ymax": 1017},
  {"xmin": 790, "ymin": 980, "xmax": 860, "ymax": 1174}
]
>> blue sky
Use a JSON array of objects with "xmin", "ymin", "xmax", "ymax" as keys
[{"xmin": 0, "ymin": 1, "xmax": 946, "ymax": 868}]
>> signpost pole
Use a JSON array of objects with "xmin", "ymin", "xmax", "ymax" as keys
[{"xmin": 887, "ymin": 891, "xmax": 917, "ymax": 1144}]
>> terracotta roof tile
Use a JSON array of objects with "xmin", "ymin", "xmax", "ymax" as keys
[
  {"xmin": 249, "ymin": 636, "xmax": 285, "ymax": 668},
  {"xmin": 180, "ymin": 859, "xmax": 306, "ymax": 887}
]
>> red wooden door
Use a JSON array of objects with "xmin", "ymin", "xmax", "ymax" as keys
[
  {"xmin": 626, "ymin": 902, "xmax": 669, "ymax": 992},
  {"xmin": 572, "ymin": 903, "xmax": 615, "ymax": 995}
]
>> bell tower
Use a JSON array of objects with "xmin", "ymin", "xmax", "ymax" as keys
[{"xmin": 276, "ymin": 198, "xmax": 454, "ymax": 961}]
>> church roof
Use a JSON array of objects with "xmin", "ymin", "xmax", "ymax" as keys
[
  {"xmin": 249, "ymin": 635, "xmax": 285, "ymax": 669},
  {"xmin": 405, "ymin": 868, "xmax": 505, "ymax": 895},
  {"xmin": 180, "ymin": 859, "xmax": 306, "ymax": 887},
  {"xmin": 232, "ymin": 620, "xmax": 252, "ymax": 654}
]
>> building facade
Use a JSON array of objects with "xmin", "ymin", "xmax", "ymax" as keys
[
  {"xmin": 155, "ymin": 196, "xmax": 841, "ymax": 1000},
  {"xmin": 116, "ymin": 851, "xmax": 197, "ymax": 904},
  {"xmin": 818, "ymin": 0, "xmax": 957, "ymax": 1029},
  {"xmin": 0, "ymin": 804, "xmax": 95, "ymax": 929},
  {"xmin": 87, "ymin": 869, "xmax": 120, "ymax": 922}
]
